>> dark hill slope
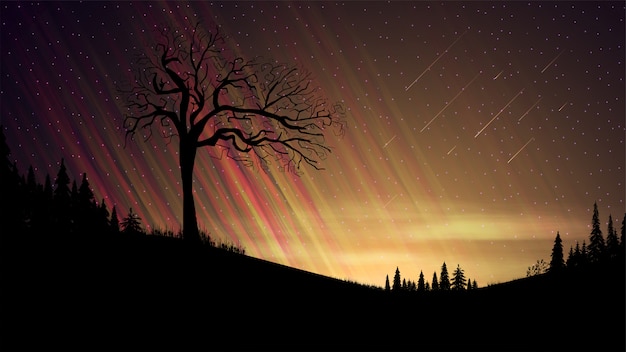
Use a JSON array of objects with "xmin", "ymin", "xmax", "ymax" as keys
[{"xmin": 2, "ymin": 233, "xmax": 624, "ymax": 351}]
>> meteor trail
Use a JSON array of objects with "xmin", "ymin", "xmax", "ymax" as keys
[
  {"xmin": 541, "ymin": 50, "xmax": 565, "ymax": 73},
  {"xmin": 507, "ymin": 137, "xmax": 535, "ymax": 164},
  {"xmin": 447, "ymin": 145, "xmax": 457, "ymax": 155},
  {"xmin": 383, "ymin": 194, "xmax": 399, "ymax": 209},
  {"xmin": 475, "ymin": 88, "xmax": 525, "ymax": 138},
  {"xmin": 558, "ymin": 101, "xmax": 568, "ymax": 112},
  {"xmin": 420, "ymin": 72, "xmax": 481, "ymax": 133},
  {"xmin": 382, "ymin": 135, "xmax": 397, "ymax": 149},
  {"xmin": 405, "ymin": 31, "xmax": 467, "ymax": 91},
  {"xmin": 493, "ymin": 70, "xmax": 504, "ymax": 80},
  {"xmin": 518, "ymin": 97, "xmax": 543, "ymax": 121}
]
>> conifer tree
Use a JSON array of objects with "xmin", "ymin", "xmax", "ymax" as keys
[
  {"xmin": 121, "ymin": 207, "xmax": 143, "ymax": 235},
  {"xmin": 619, "ymin": 213, "xmax": 626, "ymax": 250},
  {"xmin": 439, "ymin": 262, "xmax": 450, "ymax": 290},
  {"xmin": 466, "ymin": 278, "xmax": 472, "ymax": 290},
  {"xmin": 605, "ymin": 214, "xmax": 620, "ymax": 259},
  {"xmin": 96, "ymin": 199, "xmax": 110, "ymax": 235},
  {"xmin": 472, "ymin": 279, "xmax": 478, "ymax": 289},
  {"xmin": 384, "ymin": 275, "xmax": 391, "ymax": 292},
  {"xmin": 392, "ymin": 267, "xmax": 401, "ymax": 292},
  {"xmin": 417, "ymin": 271, "xmax": 426, "ymax": 292},
  {"xmin": 451, "ymin": 264, "xmax": 466, "ymax": 290},
  {"xmin": 581, "ymin": 241, "xmax": 588, "ymax": 265},
  {"xmin": 425, "ymin": 281, "xmax": 430, "ymax": 291},
  {"xmin": 549, "ymin": 232, "xmax": 565, "ymax": 273},
  {"xmin": 110, "ymin": 206, "xmax": 120, "ymax": 234},
  {"xmin": 402, "ymin": 278, "xmax": 407, "ymax": 290},
  {"xmin": 431, "ymin": 272, "xmax": 439, "ymax": 291},
  {"xmin": 53, "ymin": 158, "xmax": 72, "ymax": 232},
  {"xmin": 566, "ymin": 245, "xmax": 575, "ymax": 268},
  {"xmin": 0, "ymin": 126, "xmax": 22, "ymax": 233},
  {"xmin": 588, "ymin": 202, "xmax": 606, "ymax": 262}
]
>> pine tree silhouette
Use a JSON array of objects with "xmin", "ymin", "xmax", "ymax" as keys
[
  {"xmin": 605, "ymin": 214, "xmax": 620, "ymax": 259},
  {"xmin": 384, "ymin": 275, "xmax": 391, "ymax": 292},
  {"xmin": 53, "ymin": 158, "xmax": 72, "ymax": 233},
  {"xmin": 621, "ymin": 214, "xmax": 625, "ymax": 252},
  {"xmin": 451, "ymin": 264, "xmax": 466, "ymax": 290},
  {"xmin": 439, "ymin": 262, "xmax": 450, "ymax": 290},
  {"xmin": 549, "ymin": 232, "xmax": 565, "ymax": 273},
  {"xmin": 431, "ymin": 271, "xmax": 439, "ymax": 291},
  {"xmin": 392, "ymin": 267, "xmax": 401, "ymax": 292},
  {"xmin": 121, "ymin": 207, "xmax": 143, "ymax": 235},
  {"xmin": 588, "ymin": 202, "xmax": 606, "ymax": 262},
  {"xmin": 110, "ymin": 206, "xmax": 120, "ymax": 234},
  {"xmin": 417, "ymin": 270, "xmax": 426, "ymax": 292}
]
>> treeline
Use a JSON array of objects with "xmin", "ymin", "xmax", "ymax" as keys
[
  {"xmin": 384, "ymin": 261, "xmax": 478, "ymax": 293},
  {"xmin": 0, "ymin": 127, "xmax": 244, "ymax": 254},
  {"xmin": 529, "ymin": 201, "xmax": 625, "ymax": 276}
]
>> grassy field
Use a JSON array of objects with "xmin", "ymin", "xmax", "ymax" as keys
[{"xmin": 2, "ymin": 233, "xmax": 624, "ymax": 351}]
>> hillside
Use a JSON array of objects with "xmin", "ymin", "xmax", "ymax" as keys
[{"xmin": 2, "ymin": 232, "xmax": 624, "ymax": 351}]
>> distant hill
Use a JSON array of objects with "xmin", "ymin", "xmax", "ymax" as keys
[{"xmin": 2, "ymin": 232, "xmax": 624, "ymax": 351}]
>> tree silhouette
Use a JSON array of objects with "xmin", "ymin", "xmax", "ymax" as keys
[
  {"xmin": 588, "ymin": 202, "xmax": 606, "ymax": 262},
  {"xmin": 117, "ymin": 23, "xmax": 345, "ymax": 242},
  {"xmin": 384, "ymin": 275, "xmax": 390, "ymax": 292},
  {"xmin": 392, "ymin": 267, "xmax": 401, "ymax": 292},
  {"xmin": 417, "ymin": 270, "xmax": 426, "ymax": 292},
  {"xmin": 526, "ymin": 259, "xmax": 548, "ymax": 277},
  {"xmin": 121, "ymin": 207, "xmax": 143, "ymax": 235},
  {"xmin": 451, "ymin": 264, "xmax": 466, "ymax": 290},
  {"xmin": 53, "ymin": 158, "xmax": 72, "ymax": 232},
  {"xmin": 605, "ymin": 214, "xmax": 620, "ymax": 259},
  {"xmin": 431, "ymin": 271, "xmax": 439, "ymax": 291},
  {"xmin": 619, "ymin": 213, "xmax": 626, "ymax": 255},
  {"xmin": 110, "ymin": 206, "xmax": 120, "ymax": 234},
  {"xmin": 439, "ymin": 262, "xmax": 450, "ymax": 290},
  {"xmin": 548, "ymin": 232, "xmax": 565, "ymax": 273}
]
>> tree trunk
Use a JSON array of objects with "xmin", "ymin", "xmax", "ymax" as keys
[{"xmin": 180, "ymin": 136, "xmax": 200, "ymax": 243}]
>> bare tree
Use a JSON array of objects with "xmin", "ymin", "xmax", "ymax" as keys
[{"xmin": 117, "ymin": 23, "xmax": 345, "ymax": 243}]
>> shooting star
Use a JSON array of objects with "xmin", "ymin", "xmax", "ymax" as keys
[
  {"xmin": 447, "ymin": 145, "xmax": 457, "ymax": 155},
  {"xmin": 420, "ymin": 72, "xmax": 481, "ymax": 133},
  {"xmin": 383, "ymin": 194, "xmax": 399, "ymax": 209},
  {"xmin": 493, "ymin": 70, "xmax": 504, "ymax": 80},
  {"xmin": 541, "ymin": 50, "xmax": 565, "ymax": 74},
  {"xmin": 518, "ymin": 97, "xmax": 543, "ymax": 121},
  {"xmin": 558, "ymin": 101, "xmax": 568, "ymax": 112},
  {"xmin": 405, "ymin": 31, "xmax": 468, "ymax": 91},
  {"xmin": 507, "ymin": 137, "xmax": 535, "ymax": 164},
  {"xmin": 382, "ymin": 135, "xmax": 397, "ymax": 149},
  {"xmin": 475, "ymin": 88, "xmax": 525, "ymax": 138}
]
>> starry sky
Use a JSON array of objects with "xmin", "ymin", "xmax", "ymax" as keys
[{"xmin": 1, "ymin": 1, "xmax": 624, "ymax": 287}]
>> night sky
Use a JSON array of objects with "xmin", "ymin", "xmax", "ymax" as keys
[{"xmin": 2, "ymin": 1, "xmax": 624, "ymax": 287}]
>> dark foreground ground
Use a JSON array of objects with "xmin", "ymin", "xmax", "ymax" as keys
[{"xmin": 1, "ymin": 233, "xmax": 624, "ymax": 351}]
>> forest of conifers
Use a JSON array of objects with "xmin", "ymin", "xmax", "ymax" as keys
[{"xmin": 1, "ymin": 126, "xmax": 624, "ymax": 351}]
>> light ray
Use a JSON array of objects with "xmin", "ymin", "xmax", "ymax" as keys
[
  {"xmin": 405, "ymin": 30, "xmax": 467, "ymax": 91},
  {"xmin": 475, "ymin": 88, "xmax": 525, "ymax": 138},
  {"xmin": 420, "ymin": 72, "xmax": 481, "ymax": 133},
  {"xmin": 507, "ymin": 137, "xmax": 535, "ymax": 164},
  {"xmin": 383, "ymin": 194, "xmax": 399, "ymax": 209},
  {"xmin": 518, "ymin": 97, "xmax": 543, "ymax": 121},
  {"xmin": 382, "ymin": 135, "xmax": 397, "ymax": 149},
  {"xmin": 446, "ymin": 145, "xmax": 457, "ymax": 155},
  {"xmin": 541, "ymin": 50, "xmax": 565, "ymax": 74}
]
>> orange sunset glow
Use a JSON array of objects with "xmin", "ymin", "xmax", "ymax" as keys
[{"xmin": 1, "ymin": 1, "xmax": 624, "ymax": 288}]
